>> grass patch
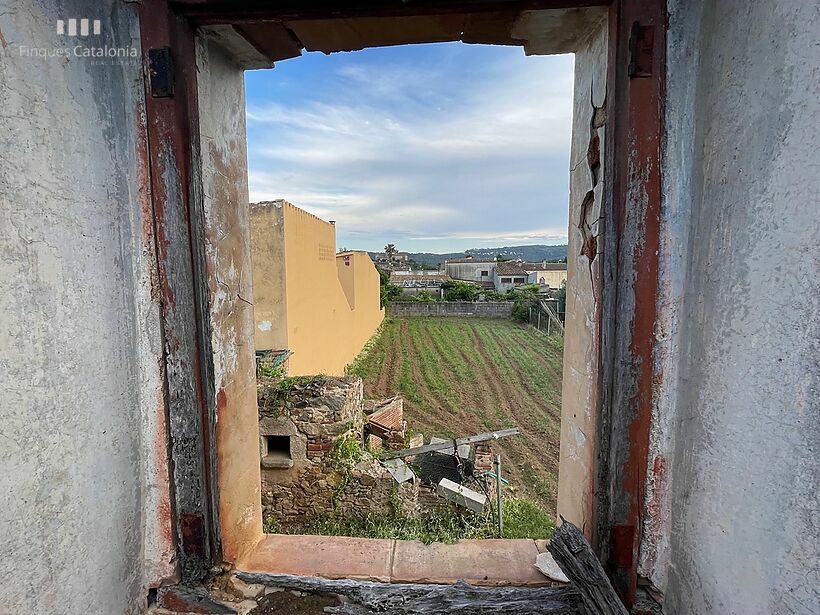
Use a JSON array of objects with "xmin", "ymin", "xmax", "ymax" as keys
[
  {"xmin": 346, "ymin": 320, "xmax": 388, "ymax": 379},
  {"xmin": 271, "ymin": 497, "xmax": 554, "ymax": 543}
]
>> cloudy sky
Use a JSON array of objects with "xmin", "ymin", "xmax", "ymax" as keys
[{"xmin": 244, "ymin": 43, "xmax": 574, "ymax": 253}]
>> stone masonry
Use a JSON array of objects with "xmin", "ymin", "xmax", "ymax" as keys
[{"xmin": 258, "ymin": 376, "xmax": 417, "ymax": 528}]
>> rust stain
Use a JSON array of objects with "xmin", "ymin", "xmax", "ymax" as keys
[
  {"xmin": 180, "ymin": 513, "xmax": 206, "ymax": 557},
  {"xmin": 605, "ymin": 0, "xmax": 664, "ymax": 606}
]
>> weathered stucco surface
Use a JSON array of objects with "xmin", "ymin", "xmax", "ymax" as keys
[
  {"xmin": 0, "ymin": 0, "xmax": 174, "ymax": 612},
  {"xmin": 250, "ymin": 201, "xmax": 384, "ymax": 376},
  {"xmin": 647, "ymin": 1, "xmax": 820, "ymax": 612},
  {"xmin": 196, "ymin": 35, "xmax": 264, "ymax": 562},
  {"xmin": 557, "ymin": 13, "xmax": 608, "ymax": 537}
]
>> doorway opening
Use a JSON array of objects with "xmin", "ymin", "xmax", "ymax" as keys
[
  {"xmin": 241, "ymin": 36, "xmax": 585, "ymax": 583},
  {"xmin": 146, "ymin": 0, "xmax": 664, "ymax": 601}
]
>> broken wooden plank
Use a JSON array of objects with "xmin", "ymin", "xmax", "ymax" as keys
[
  {"xmin": 547, "ymin": 520, "xmax": 628, "ymax": 615},
  {"xmin": 235, "ymin": 572, "xmax": 582, "ymax": 614},
  {"xmin": 382, "ymin": 428, "xmax": 520, "ymax": 459}
]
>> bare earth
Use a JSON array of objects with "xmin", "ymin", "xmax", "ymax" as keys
[{"xmin": 350, "ymin": 317, "xmax": 563, "ymax": 513}]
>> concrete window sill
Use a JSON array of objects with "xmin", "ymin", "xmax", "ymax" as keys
[{"xmin": 261, "ymin": 454, "xmax": 293, "ymax": 469}]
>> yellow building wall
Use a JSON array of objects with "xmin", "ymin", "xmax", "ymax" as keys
[
  {"xmin": 251, "ymin": 200, "xmax": 384, "ymax": 376},
  {"xmin": 250, "ymin": 202, "xmax": 288, "ymax": 352},
  {"xmin": 336, "ymin": 250, "xmax": 385, "ymax": 364}
]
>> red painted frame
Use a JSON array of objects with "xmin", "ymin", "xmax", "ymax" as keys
[{"xmin": 139, "ymin": 0, "xmax": 665, "ymax": 604}]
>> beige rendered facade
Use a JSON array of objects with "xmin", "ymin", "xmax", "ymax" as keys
[
  {"xmin": 250, "ymin": 200, "xmax": 384, "ymax": 376},
  {"xmin": 527, "ymin": 267, "xmax": 567, "ymax": 289}
]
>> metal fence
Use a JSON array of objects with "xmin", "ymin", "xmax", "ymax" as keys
[{"xmin": 527, "ymin": 300, "xmax": 564, "ymax": 337}]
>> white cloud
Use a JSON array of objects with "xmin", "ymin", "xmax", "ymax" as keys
[{"xmin": 245, "ymin": 45, "xmax": 574, "ymax": 251}]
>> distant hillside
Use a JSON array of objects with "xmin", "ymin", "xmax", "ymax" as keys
[{"xmin": 370, "ymin": 244, "xmax": 567, "ymax": 268}]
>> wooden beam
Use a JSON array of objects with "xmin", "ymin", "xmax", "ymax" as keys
[
  {"xmin": 382, "ymin": 428, "xmax": 520, "ymax": 459},
  {"xmin": 235, "ymin": 572, "xmax": 583, "ymax": 614},
  {"xmin": 548, "ymin": 521, "xmax": 628, "ymax": 615},
  {"xmin": 171, "ymin": 0, "xmax": 611, "ymax": 25}
]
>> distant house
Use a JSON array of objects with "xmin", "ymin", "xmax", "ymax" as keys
[
  {"xmin": 521, "ymin": 261, "xmax": 568, "ymax": 289},
  {"xmin": 493, "ymin": 261, "xmax": 529, "ymax": 292},
  {"xmin": 389, "ymin": 270, "xmax": 452, "ymax": 298},
  {"xmin": 443, "ymin": 255, "xmax": 497, "ymax": 285},
  {"xmin": 374, "ymin": 251, "xmax": 410, "ymax": 264}
]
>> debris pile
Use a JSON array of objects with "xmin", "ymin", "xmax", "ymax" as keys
[{"xmin": 257, "ymin": 374, "xmax": 520, "ymax": 528}]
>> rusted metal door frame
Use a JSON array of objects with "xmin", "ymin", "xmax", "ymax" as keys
[
  {"xmin": 138, "ymin": 0, "xmax": 220, "ymax": 585},
  {"xmin": 138, "ymin": 0, "xmax": 666, "ymax": 602},
  {"xmin": 597, "ymin": 0, "xmax": 665, "ymax": 607}
]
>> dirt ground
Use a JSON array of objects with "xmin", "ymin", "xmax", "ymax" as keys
[
  {"xmin": 248, "ymin": 591, "xmax": 340, "ymax": 615},
  {"xmin": 350, "ymin": 317, "xmax": 563, "ymax": 512}
]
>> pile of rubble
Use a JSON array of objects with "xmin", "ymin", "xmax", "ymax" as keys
[{"xmin": 257, "ymin": 375, "xmax": 518, "ymax": 529}]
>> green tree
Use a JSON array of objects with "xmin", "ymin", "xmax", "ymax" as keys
[
  {"xmin": 556, "ymin": 280, "xmax": 567, "ymax": 321},
  {"xmin": 376, "ymin": 265, "xmax": 402, "ymax": 306},
  {"xmin": 509, "ymin": 284, "xmax": 541, "ymax": 322},
  {"xmin": 384, "ymin": 243, "xmax": 398, "ymax": 263},
  {"xmin": 442, "ymin": 280, "xmax": 480, "ymax": 302}
]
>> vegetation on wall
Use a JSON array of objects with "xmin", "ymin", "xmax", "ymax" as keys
[
  {"xmin": 412, "ymin": 289, "xmax": 436, "ymax": 302},
  {"xmin": 441, "ymin": 280, "xmax": 480, "ymax": 301},
  {"xmin": 257, "ymin": 374, "xmax": 328, "ymax": 417},
  {"xmin": 329, "ymin": 433, "xmax": 366, "ymax": 471}
]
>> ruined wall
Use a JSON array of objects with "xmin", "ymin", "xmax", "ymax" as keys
[
  {"xmin": 556, "ymin": 13, "xmax": 608, "ymax": 537},
  {"xmin": 0, "ymin": 1, "xmax": 173, "ymax": 612},
  {"xmin": 196, "ymin": 33, "xmax": 264, "ymax": 562},
  {"xmin": 250, "ymin": 201, "xmax": 384, "ymax": 376},
  {"xmin": 645, "ymin": 1, "xmax": 820, "ymax": 612},
  {"xmin": 258, "ymin": 377, "xmax": 416, "ymax": 527}
]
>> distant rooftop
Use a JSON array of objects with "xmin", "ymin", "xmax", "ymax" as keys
[
  {"xmin": 495, "ymin": 261, "xmax": 528, "ymax": 276},
  {"xmin": 521, "ymin": 261, "xmax": 567, "ymax": 271},
  {"xmin": 445, "ymin": 256, "xmax": 497, "ymax": 264}
]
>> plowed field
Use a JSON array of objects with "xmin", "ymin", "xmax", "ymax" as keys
[{"xmin": 349, "ymin": 317, "xmax": 563, "ymax": 513}]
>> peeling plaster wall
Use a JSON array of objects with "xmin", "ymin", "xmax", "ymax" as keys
[
  {"xmin": 646, "ymin": 1, "xmax": 820, "ymax": 611},
  {"xmin": 556, "ymin": 14, "xmax": 608, "ymax": 537},
  {"xmin": 196, "ymin": 35, "xmax": 264, "ymax": 562},
  {"xmin": 0, "ymin": 0, "xmax": 174, "ymax": 612}
]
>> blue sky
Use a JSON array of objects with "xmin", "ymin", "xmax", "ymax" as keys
[{"xmin": 244, "ymin": 43, "xmax": 574, "ymax": 253}]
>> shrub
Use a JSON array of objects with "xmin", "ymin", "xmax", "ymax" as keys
[
  {"xmin": 509, "ymin": 284, "xmax": 541, "ymax": 322},
  {"xmin": 442, "ymin": 280, "xmax": 480, "ymax": 302},
  {"xmin": 413, "ymin": 289, "xmax": 436, "ymax": 302},
  {"xmin": 380, "ymin": 283, "xmax": 403, "ymax": 306},
  {"xmin": 330, "ymin": 433, "xmax": 366, "ymax": 471}
]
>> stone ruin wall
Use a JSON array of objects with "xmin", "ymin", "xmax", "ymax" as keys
[{"xmin": 258, "ymin": 376, "xmax": 417, "ymax": 528}]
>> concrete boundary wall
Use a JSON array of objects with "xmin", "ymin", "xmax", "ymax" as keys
[{"xmin": 387, "ymin": 302, "xmax": 514, "ymax": 318}]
